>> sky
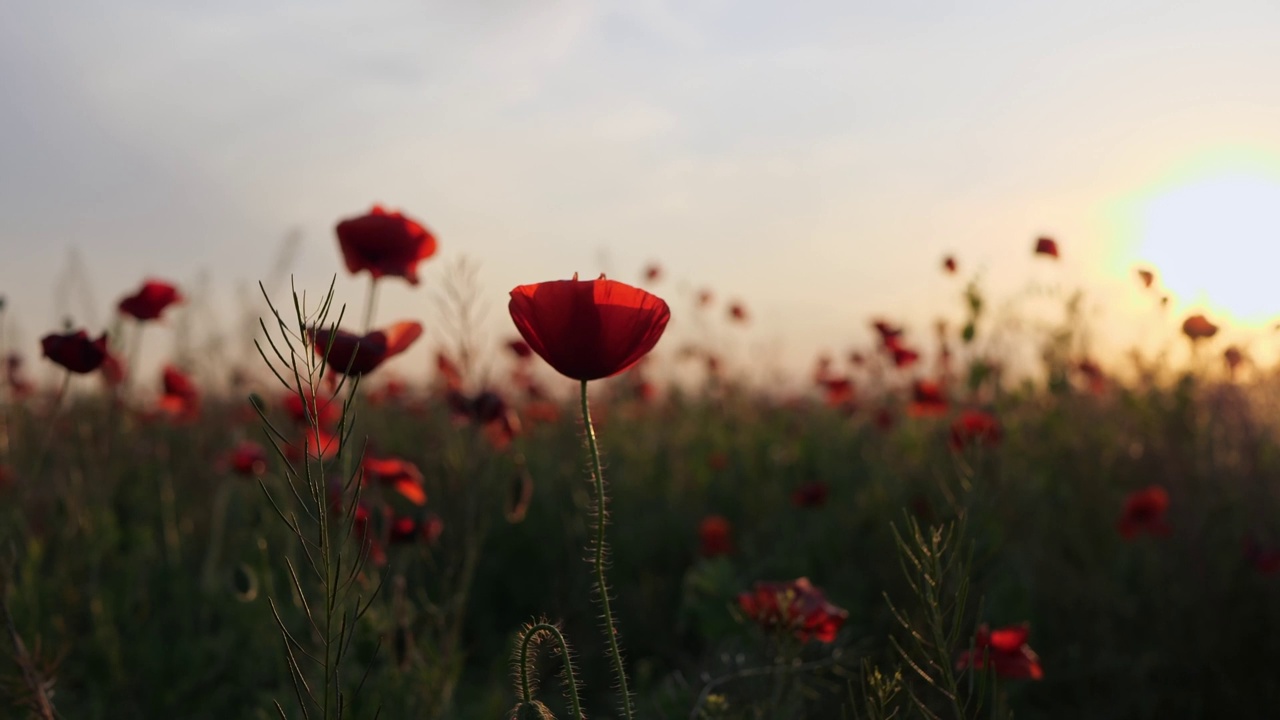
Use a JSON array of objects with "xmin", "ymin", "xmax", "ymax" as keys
[{"xmin": 5, "ymin": 0, "xmax": 1280, "ymax": 388}]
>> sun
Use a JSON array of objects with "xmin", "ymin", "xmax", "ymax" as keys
[{"xmin": 1133, "ymin": 166, "xmax": 1280, "ymax": 324}]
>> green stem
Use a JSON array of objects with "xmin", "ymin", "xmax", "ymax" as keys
[
  {"xmin": 580, "ymin": 380, "xmax": 634, "ymax": 720},
  {"xmin": 519, "ymin": 622, "xmax": 583, "ymax": 720},
  {"xmin": 362, "ymin": 275, "xmax": 379, "ymax": 334}
]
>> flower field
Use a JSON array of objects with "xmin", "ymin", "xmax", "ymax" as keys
[{"xmin": 2, "ymin": 209, "xmax": 1279, "ymax": 719}]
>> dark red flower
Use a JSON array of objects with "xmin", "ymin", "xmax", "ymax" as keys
[
  {"xmin": 508, "ymin": 275, "xmax": 670, "ymax": 382},
  {"xmin": 949, "ymin": 409, "xmax": 1001, "ymax": 451},
  {"xmin": 792, "ymin": 481, "xmax": 830, "ymax": 509},
  {"xmin": 287, "ymin": 427, "xmax": 340, "ymax": 463},
  {"xmin": 1224, "ymin": 346, "xmax": 1244, "ymax": 374},
  {"xmin": 819, "ymin": 378, "xmax": 855, "ymax": 410},
  {"xmin": 1034, "ymin": 236, "xmax": 1059, "ymax": 259},
  {"xmin": 737, "ymin": 578, "xmax": 848, "ymax": 643},
  {"xmin": 41, "ymin": 330, "xmax": 108, "ymax": 374},
  {"xmin": 225, "ymin": 440, "xmax": 269, "ymax": 477},
  {"xmin": 943, "ymin": 255, "xmax": 957, "ymax": 274},
  {"xmin": 335, "ymin": 205, "xmax": 438, "ymax": 285},
  {"xmin": 118, "ymin": 279, "xmax": 183, "ymax": 321},
  {"xmin": 312, "ymin": 321, "xmax": 423, "ymax": 377},
  {"xmin": 1076, "ymin": 358, "xmax": 1105, "ymax": 394},
  {"xmin": 643, "ymin": 263, "xmax": 662, "ymax": 283},
  {"xmin": 849, "ymin": 351, "xmax": 865, "ymax": 366},
  {"xmin": 1182, "ymin": 314, "xmax": 1219, "ymax": 341},
  {"xmin": 352, "ymin": 504, "xmax": 387, "ymax": 567},
  {"xmin": 886, "ymin": 339, "xmax": 920, "ymax": 369},
  {"xmin": 100, "ymin": 351, "xmax": 126, "ymax": 387},
  {"xmin": 872, "ymin": 320, "xmax": 904, "ymax": 345},
  {"xmin": 388, "ymin": 513, "xmax": 444, "ymax": 545},
  {"xmin": 1136, "ymin": 269, "xmax": 1155, "ymax": 288},
  {"xmin": 436, "ymin": 352, "xmax": 464, "ymax": 390},
  {"xmin": 907, "ymin": 380, "xmax": 948, "ymax": 417},
  {"xmin": 1117, "ymin": 485, "xmax": 1171, "ymax": 539},
  {"xmin": 956, "ymin": 624, "xmax": 1043, "ymax": 680},
  {"xmin": 698, "ymin": 515, "xmax": 734, "ymax": 557},
  {"xmin": 362, "ymin": 455, "xmax": 427, "ymax": 505},
  {"xmin": 728, "ymin": 302, "xmax": 748, "ymax": 322}
]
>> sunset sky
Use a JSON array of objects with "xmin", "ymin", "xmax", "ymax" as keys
[{"xmin": 5, "ymin": 1, "xmax": 1280, "ymax": 385}]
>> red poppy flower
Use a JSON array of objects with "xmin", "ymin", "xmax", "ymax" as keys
[
  {"xmin": 886, "ymin": 339, "xmax": 920, "ymax": 369},
  {"xmin": 335, "ymin": 205, "xmax": 438, "ymax": 285},
  {"xmin": 284, "ymin": 389, "xmax": 342, "ymax": 428},
  {"xmin": 698, "ymin": 515, "xmax": 734, "ymax": 557},
  {"xmin": 956, "ymin": 624, "xmax": 1043, "ymax": 680},
  {"xmin": 158, "ymin": 365, "xmax": 200, "ymax": 419},
  {"xmin": 508, "ymin": 275, "xmax": 671, "ymax": 382},
  {"xmin": 1182, "ymin": 314, "xmax": 1219, "ymax": 341},
  {"xmin": 1117, "ymin": 485, "xmax": 1171, "ymax": 539},
  {"xmin": 643, "ymin": 263, "xmax": 662, "ymax": 282},
  {"xmin": 388, "ymin": 513, "xmax": 444, "ymax": 545},
  {"xmin": 522, "ymin": 400, "xmax": 561, "ymax": 425},
  {"xmin": 224, "ymin": 440, "xmax": 269, "ymax": 477},
  {"xmin": 943, "ymin": 255, "xmax": 957, "ymax": 274},
  {"xmin": 872, "ymin": 320, "xmax": 904, "ymax": 345},
  {"xmin": 949, "ymin": 410, "xmax": 1001, "ymax": 451},
  {"xmin": 907, "ymin": 380, "xmax": 948, "ymax": 417},
  {"xmin": 436, "ymin": 352, "xmax": 464, "ymax": 390},
  {"xmin": 287, "ymin": 427, "xmax": 340, "ymax": 463},
  {"xmin": 362, "ymin": 455, "xmax": 427, "ymax": 505},
  {"xmin": 737, "ymin": 577, "xmax": 848, "ymax": 643},
  {"xmin": 728, "ymin": 302, "xmax": 748, "ymax": 322},
  {"xmin": 1034, "ymin": 236, "xmax": 1059, "ymax": 259},
  {"xmin": 118, "ymin": 279, "xmax": 183, "ymax": 321},
  {"xmin": 507, "ymin": 339, "xmax": 533, "ymax": 360},
  {"xmin": 1136, "ymin": 269, "xmax": 1155, "ymax": 288},
  {"xmin": 312, "ymin": 321, "xmax": 423, "ymax": 377},
  {"xmin": 1076, "ymin": 358, "xmax": 1105, "ymax": 394},
  {"xmin": 352, "ymin": 504, "xmax": 388, "ymax": 567},
  {"xmin": 41, "ymin": 330, "xmax": 108, "ymax": 374},
  {"xmin": 1224, "ymin": 346, "xmax": 1244, "ymax": 373},
  {"xmin": 820, "ymin": 378, "xmax": 855, "ymax": 409},
  {"xmin": 792, "ymin": 481, "xmax": 830, "ymax": 509},
  {"xmin": 100, "ymin": 351, "xmax": 126, "ymax": 387}
]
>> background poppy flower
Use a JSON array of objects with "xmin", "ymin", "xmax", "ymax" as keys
[
  {"xmin": 949, "ymin": 409, "xmax": 1001, "ymax": 451},
  {"xmin": 1034, "ymin": 236, "xmax": 1059, "ymax": 258},
  {"xmin": 506, "ymin": 339, "xmax": 533, "ymax": 360},
  {"xmin": 737, "ymin": 577, "xmax": 848, "ymax": 643},
  {"xmin": 158, "ymin": 365, "xmax": 200, "ymax": 419},
  {"xmin": 1137, "ymin": 268, "xmax": 1155, "ymax": 288},
  {"xmin": 1182, "ymin": 314, "xmax": 1219, "ymax": 341},
  {"xmin": 943, "ymin": 255, "xmax": 957, "ymax": 274},
  {"xmin": 508, "ymin": 275, "xmax": 670, "ymax": 382},
  {"xmin": 41, "ymin": 330, "xmax": 108, "ymax": 374},
  {"xmin": 1118, "ymin": 485, "xmax": 1171, "ymax": 539},
  {"xmin": 362, "ymin": 455, "xmax": 427, "ymax": 505},
  {"xmin": 118, "ymin": 279, "xmax": 183, "ymax": 321},
  {"xmin": 335, "ymin": 205, "xmax": 438, "ymax": 285},
  {"xmin": 224, "ymin": 441, "xmax": 268, "ymax": 477},
  {"xmin": 312, "ymin": 321, "xmax": 423, "ymax": 377},
  {"xmin": 698, "ymin": 515, "xmax": 733, "ymax": 557},
  {"xmin": 727, "ymin": 302, "xmax": 748, "ymax": 322},
  {"xmin": 908, "ymin": 380, "xmax": 948, "ymax": 417},
  {"xmin": 956, "ymin": 624, "xmax": 1043, "ymax": 680},
  {"xmin": 284, "ymin": 389, "xmax": 341, "ymax": 428},
  {"xmin": 643, "ymin": 263, "xmax": 662, "ymax": 282}
]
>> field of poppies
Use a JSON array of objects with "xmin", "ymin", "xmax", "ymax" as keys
[{"xmin": 2, "ymin": 208, "xmax": 1279, "ymax": 720}]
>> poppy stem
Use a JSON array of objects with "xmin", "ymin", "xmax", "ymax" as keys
[
  {"xmin": 579, "ymin": 379, "xmax": 634, "ymax": 720},
  {"xmin": 363, "ymin": 276, "xmax": 379, "ymax": 334},
  {"xmin": 27, "ymin": 370, "xmax": 71, "ymax": 484}
]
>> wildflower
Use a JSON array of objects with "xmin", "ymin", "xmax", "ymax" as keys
[
  {"xmin": 1136, "ymin": 268, "xmax": 1155, "ymax": 288},
  {"xmin": 1224, "ymin": 346, "xmax": 1244, "ymax": 375},
  {"xmin": 506, "ymin": 339, "xmax": 533, "ymax": 360},
  {"xmin": 118, "ymin": 279, "xmax": 183, "ymax": 321},
  {"xmin": 1117, "ymin": 485, "xmax": 1171, "ymax": 539},
  {"xmin": 335, "ymin": 205, "xmax": 438, "ymax": 285},
  {"xmin": 362, "ymin": 455, "xmax": 427, "ymax": 505},
  {"xmin": 737, "ymin": 578, "xmax": 848, "ymax": 643},
  {"xmin": 907, "ymin": 380, "xmax": 948, "ymax": 417},
  {"xmin": 224, "ymin": 440, "xmax": 269, "ymax": 477},
  {"xmin": 949, "ymin": 409, "xmax": 1001, "ymax": 451},
  {"xmin": 698, "ymin": 515, "xmax": 734, "ymax": 557},
  {"xmin": 1077, "ymin": 358, "xmax": 1105, "ymax": 394},
  {"xmin": 283, "ymin": 389, "xmax": 341, "ymax": 429},
  {"xmin": 41, "ymin": 330, "xmax": 108, "ymax": 374},
  {"xmin": 820, "ymin": 377, "xmax": 855, "ymax": 408},
  {"xmin": 696, "ymin": 289, "xmax": 713, "ymax": 307},
  {"xmin": 1181, "ymin": 314, "xmax": 1218, "ymax": 341},
  {"xmin": 389, "ymin": 513, "xmax": 444, "ymax": 545},
  {"xmin": 1034, "ymin": 236, "xmax": 1059, "ymax": 258},
  {"xmin": 436, "ymin": 352, "xmax": 464, "ymax": 390},
  {"xmin": 943, "ymin": 255, "xmax": 957, "ymax": 274},
  {"xmin": 956, "ymin": 624, "xmax": 1043, "ymax": 680},
  {"xmin": 728, "ymin": 302, "xmax": 748, "ymax": 322},
  {"xmin": 508, "ymin": 274, "xmax": 670, "ymax": 381},
  {"xmin": 643, "ymin": 263, "xmax": 662, "ymax": 283},
  {"xmin": 158, "ymin": 365, "xmax": 200, "ymax": 419},
  {"xmin": 311, "ymin": 321, "xmax": 424, "ymax": 377}
]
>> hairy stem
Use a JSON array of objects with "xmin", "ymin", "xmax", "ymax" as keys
[
  {"xmin": 580, "ymin": 380, "xmax": 633, "ymax": 720},
  {"xmin": 519, "ymin": 623, "xmax": 583, "ymax": 720}
]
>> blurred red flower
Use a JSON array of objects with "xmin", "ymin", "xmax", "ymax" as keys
[
  {"xmin": 820, "ymin": 377, "xmax": 855, "ymax": 409},
  {"xmin": 118, "ymin": 279, "xmax": 183, "ymax": 321},
  {"xmin": 1181, "ymin": 314, "xmax": 1218, "ymax": 341},
  {"xmin": 507, "ymin": 339, "xmax": 533, "ymax": 360},
  {"xmin": 949, "ymin": 409, "xmax": 1001, "ymax": 451},
  {"xmin": 643, "ymin": 263, "xmax": 662, "ymax": 282},
  {"xmin": 728, "ymin": 302, "xmax": 748, "ymax": 322},
  {"xmin": 362, "ymin": 455, "xmax": 427, "ymax": 505},
  {"xmin": 1076, "ymin": 358, "xmax": 1105, "ymax": 394},
  {"xmin": 284, "ymin": 389, "xmax": 341, "ymax": 428},
  {"xmin": 1117, "ymin": 485, "xmax": 1171, "ymax": 539},
  {"xmin": 158, "ymin": 365, "xmax": 200, "ymax": 419},
  {"xmin": 696, "ymin": 289, "xmax": 714, "ymax": 307},
  {"xmin": 1224, "ymin": 346, "xmax": 1244, "ymax": 374},
  {"xmin": 287, "ymin": 427, "xmax": 339, "ymax": 463},
  {"xmin": 698, "ymin": 515, "xmax": 734, "ymax": 557},
  {"xmin": 100, "ymin": 351, "xmax": 126, "ymax": 388},
  {"xmin": 872, "ymin": 320, "xmax": 904, "ymax": 345},
  {"xmin": 943, "ymin": 255, "xmax": 957, "ymax": 274},
  {"xmin": 887, "ymin": 339, "xmax": 920, "ymax": 369},
  {"xmin": 1136, "ymin": 268, "xmax": 1155, "ymax": 288},
  {"xmin": 312, "ymin": 321, "xmax": 423, "ymax": 377},
  {"xmin": 1034, "ymin": 236, "xmax": 1059, "ymax": 258},
  {"xmin": 956, "ymin": 624, "xmax": 1043, "ymax": 680},
  {"xmin": 389, "ymin": 513, "xmax": 444, "ymax": 545},
  {"xmin": 352, "ymin": 504, "xmax": 387, "ymax": 567},
  {"xmin": 907, "ymin": 380, "xmax": 948, "ymax": 417},
  {"xmin": 508, "ymin": 275, "xmax": 670, "ymax": 382},
  {"xmin": 335, "ymin": 205, "xmax": 438, "ymax": 285},
  {"xmin": 41, "ymin": 330, "xmax": 108, "ymax": 374},
  {"xmin": 737, "ymin": 577, "xmax": 848, "ymax": 643},
  {"xmin": 792, "ymin": 481, "xmax": 830, "ymax": 509},
  {"xmin": 436, "ymin": 352, "xmax": 464, "ymax": 390},
  {"xmin": 224, "ymin": 440, "xmax": 268, "ymax": 477}
]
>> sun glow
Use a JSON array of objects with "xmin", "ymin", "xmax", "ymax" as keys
[{"xmin": 1134, "ymin": 167, "xmax": 1280, "ymax": 324}]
